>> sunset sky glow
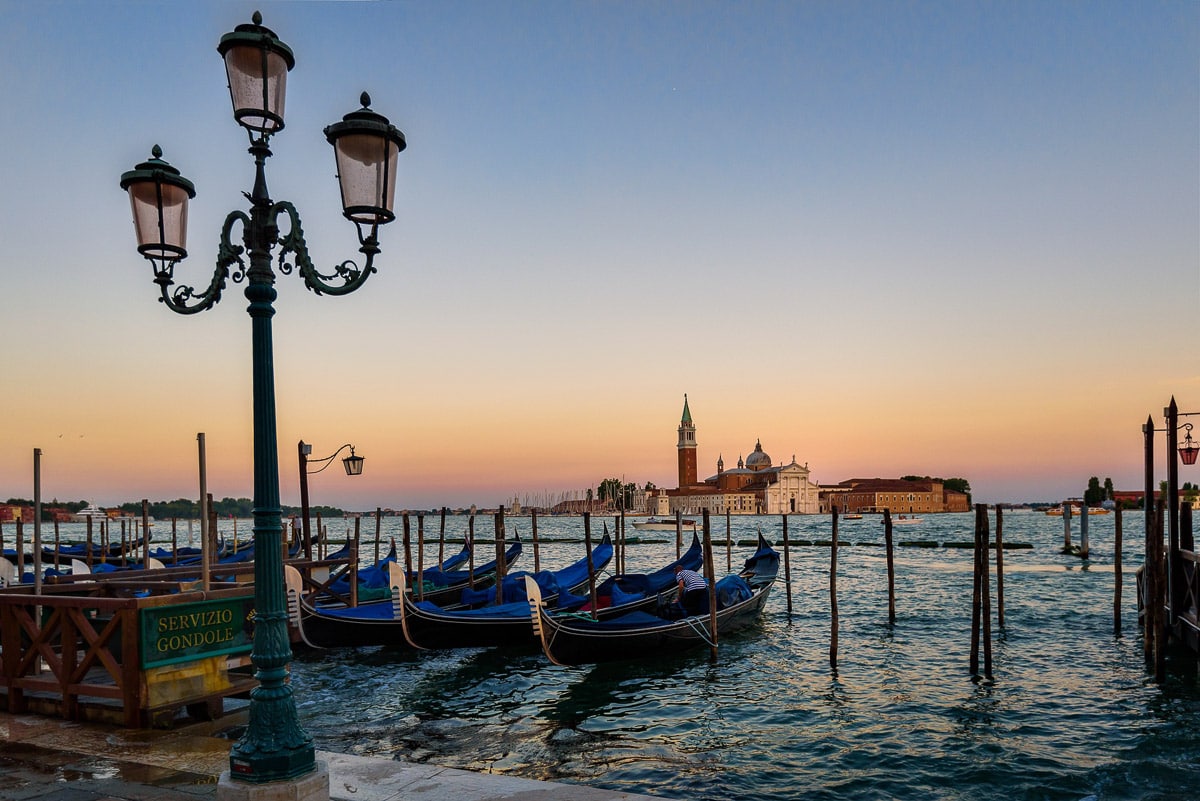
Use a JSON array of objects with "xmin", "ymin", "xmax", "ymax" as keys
[{"xmin": 0, "ymin": 1, "xmax": 1196, "ymax": 510}]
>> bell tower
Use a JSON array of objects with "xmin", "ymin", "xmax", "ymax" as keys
[{"xmin": 677, "ymin": 394, "xmax": 697, "ymax": 488}]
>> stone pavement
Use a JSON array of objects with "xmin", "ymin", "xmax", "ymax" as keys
[{"xmin": 0, "ymin": 711, "xmax": 662, "ymax": 801}]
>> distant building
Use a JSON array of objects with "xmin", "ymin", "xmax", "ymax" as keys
[
  {"xmin": 649, "ymin": 396, "xmax": 821, "ymax": 515},
  {"xmin": 820, "ymin": 478, "xmax": 970, "ymax": 514},
  {"xmin": 0, "ymin": 504, "xmax": 32, "ymax": 523}
]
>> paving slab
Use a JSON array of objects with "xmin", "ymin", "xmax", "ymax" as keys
[{"xmin": 0, "ymin": 712, "xmax": 662, "ymax": 801}]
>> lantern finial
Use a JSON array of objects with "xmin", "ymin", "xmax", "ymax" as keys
[{"xmin": 360, "ymin": 91, "xmax": 371, "ymax": 108}]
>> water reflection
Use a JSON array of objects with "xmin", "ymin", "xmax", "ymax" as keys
[{"xmin": 275, "ymin": 512, "xmax": 1195, "ymax": 800}]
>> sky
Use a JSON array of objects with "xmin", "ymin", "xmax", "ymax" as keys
[{"xmin": 0, "ymin": 1, "xmax": 1196, "ymax": 511}]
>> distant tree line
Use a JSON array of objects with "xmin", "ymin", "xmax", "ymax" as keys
[
  {"xmin": 596, "ymin": 478, "xmax": 641, "ymax": 509},
  {"xmin": 1084, "ymin": 477, "xmax": 1116, "ymax": 507},
  {"xmin": 901, "ymin": 476, "xmax": 972, "ymax": 501},
  {"xmin": 5, "ymin": 497, "xmax": 344, "ymax": 521}
]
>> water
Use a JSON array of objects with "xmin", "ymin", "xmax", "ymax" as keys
[{"xmin": 27, "ymin": 511, "xmax": 1200, "ymax": 799}]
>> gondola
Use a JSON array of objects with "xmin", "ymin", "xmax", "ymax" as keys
[
  {"xmin": 321, "ymin": 538, "xmax": 471, "ymax": 601},
  {"xmin": 311, "ymin": 536, "xmax": 522, "ymax": 610},
  {"xmin": 526, "ymin": 534, "xmax": 778, "ymax": 666},
  {"xmin": 39, "ymin": 534, "xmax": 152, "ymax": 562},
  {"xmin": 285, "ymin": 536, "xmax": 526, "ymax": 648},
  {"xmin": 393, "ymin": 532, "xmax": 708, "ymax": 650}
]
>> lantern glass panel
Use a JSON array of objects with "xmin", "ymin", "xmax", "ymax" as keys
[
  {"xmin": 223, "ymin": 44, "xmax": 289, "ymax": 133},
  {"xmin": 128, "ymin": 180, "xmax": 190, "ymax": 260},
  {"xmin": 1180, "ymin": 446, "xmax": 1199, "ymax": 466},
  {"xmin": 334, "ymin": 133, "xmax": 399, "ymax": 224},
  {"xmin": 343, "ymin": 454, "xmax": 365, "ymax": 476}
]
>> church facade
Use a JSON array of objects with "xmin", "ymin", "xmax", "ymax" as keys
[{"xmin": 649, "ymin": 396, "xmax": 822, "ymax": 515}]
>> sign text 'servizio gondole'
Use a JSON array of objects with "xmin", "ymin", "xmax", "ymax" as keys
[{"xmin": 139, "ymin": 597, "xmax": 256, "ymax": 668}]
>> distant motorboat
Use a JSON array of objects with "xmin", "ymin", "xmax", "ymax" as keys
[
  {"xmin": 842, "ymin": 513, "xmax": 864, "ymax": 520},
  {"xmin": 72, "ymin": 502, "xmax": 107, "ymax": 524},
  {"xmin": 893, "ymin": 515, "xmax": 924, "ymax": 525},
  {"xmin": 632, "ymin": 517, "xmax": 697, "ymax": 531},
  {"xmin": 1046, "ymin": 506, "xmax": 1108, "ymax": 516}
]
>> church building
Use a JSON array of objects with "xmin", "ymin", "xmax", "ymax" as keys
[{"xmin": 649, "ymin": 396, "xmax": 821, "ymax": 515}]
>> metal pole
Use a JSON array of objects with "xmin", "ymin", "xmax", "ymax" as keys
[{"xmin": 227, "ymin": 150, "xmax": 314, "ymax": 783}]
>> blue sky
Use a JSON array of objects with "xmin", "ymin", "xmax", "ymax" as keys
[{"xmin": 0, "ymin": 1, "xmax": 1196, "ymax": 509}]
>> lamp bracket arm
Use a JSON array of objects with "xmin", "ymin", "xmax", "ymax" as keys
[
  {"xmin": 307, "ymin": 443, "xmax": 354, "ymax": 474},
  {"xmin": 154, "ymin": 210, "xmax": 249, "ymax": 315},
  {"xmin": 271, "ymin": 201, "xmax": 378, "ymax": 297}
]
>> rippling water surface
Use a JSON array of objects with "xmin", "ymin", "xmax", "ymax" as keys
[{"xmin": 101, "ymin": 510, "xmax": 1200, "ymax": 799}]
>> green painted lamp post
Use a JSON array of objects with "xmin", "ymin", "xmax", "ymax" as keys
[{"xmin": 119, "ymin": 12, "xmax": 404, "ymax": 785}]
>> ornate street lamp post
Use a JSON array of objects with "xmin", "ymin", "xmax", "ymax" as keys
[
  {"xmin": 118, "ymin": 12, "xmax": 404, "ymax": 786},
  {"xmin": 298, "ymin": 441, "xmax": 363, "ymax": 559}
]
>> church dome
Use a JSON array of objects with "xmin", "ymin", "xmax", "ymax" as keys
[{"xmin": 745, "ymin": 439, "xmax": 772, "ymax": 471}]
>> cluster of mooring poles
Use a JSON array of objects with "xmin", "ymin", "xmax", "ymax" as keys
[{"xmin": 1141, "ymin": 396, "xmax": 1200, "ymax": 683}]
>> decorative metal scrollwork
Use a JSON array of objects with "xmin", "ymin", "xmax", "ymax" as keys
[
  {"xmin": 152, "ymin": 210, "xmax": 249, "ymax": 314},
  {"xmin": 272, "ymin": 201, "xmax": 377, "ymax": 296}
]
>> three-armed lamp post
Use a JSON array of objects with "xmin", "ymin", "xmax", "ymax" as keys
[
  {"xmin": 119, "ymin": 12, "xmax": 404, "ymax": 787},
  {"xmin": 298, "ymin": 441, "xmax": 363, "ymax": 559}
]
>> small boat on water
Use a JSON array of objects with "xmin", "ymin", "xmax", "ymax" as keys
[
  {"xmin": 525, "ymin": 534, "xmax": 779, "ymax": 666},
  {"xmin": 632, "ymin": 517, "xmax": 697, "ymax": 531},
  {"xmin": 1045, "ymin": 506, "xmax": 1109, "ymax": 516},
  {"xmin": 285, "ymin": 532, "xmax": 590, "ymax": 652},
  {"xmin": 390, "ymin": 532, "xmax": 713, "ymax": 652},
  {"xmin": 842, "ymin": 513, "xmax": 864, "ymax": 520},
  {"xmin": 40, "ymin": 534, "xmax": 152, "ymax": 561},
  {"xmin": 893, "ymin": 515, "xmax": 923, "ymax": 525}
]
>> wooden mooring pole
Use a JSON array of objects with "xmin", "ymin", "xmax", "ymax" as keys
[
  {"xmin": 467, "ymin": 512, "xmax": 476, "ymax": 589},
  {"xmin": 781, "ymin": 513, "xmax": 793, "ymax": 615},
  {"xmin": 438, "ymin": 506, "xmax": 446, "ymax": 567},
  {"xmin": 494, "ymin": 507, "xmax": 506, "ymax": 605},
  {"xmin": 970, "ymin": 504, "xmax": 983, "ymax": 676},
  {"xmin": 350, "ymin": 518, "xmax": 360, "ymax": 607},
  {"xmin": 1152, "ymin": 500, "xmax": 1166, "ymax": 682},
  {"xmin": 583, "ymin": 512, "xmax": 598, "ymax": 616},
  {"xmin": 703, "ymin": 508, "xmax": 719, "ymax": 660},
  {"xmin": 968, "ymin": 504, "xmax": 995, "ymax": 680},
  {"xmin": 980, "ymin": 506, "xmax": 993, "ymax": 679},
  {"xmin": 1080, "ymin": 500, "xmax": 1090, "ymax": 559},
  {"xmin": 884, "ymin": 509, "xmax": 895, "ymax": 624},
  {"xmin": 725, "ymin": 508, "xmax": 732, "ymax": 573},
  {"xmin": 375, "ymin": 508, "xmax": 382, "ymax": 564},
  {"xmin": 402, "ymin": 512, "xmax": 413, "ymax": 590},
  {"xmin": 830, "ymin": 507, "xmax": 839, "ymax": 671},
  {"xmin": 417, "ymin": 514, "xmax": 426, "ymax": 603},
  {"xmin": 530, "ymin": 510, "xmax": 540, "ymax": 573},
  {"xmin": 1113, "ymin": 505, "xmax": 1123, "ymax": 636},
  {"xmin": 675, "ymin": 508, "xmax": 683, "ymax": 559},
  {"xmin": 1062, "ymin": 502, "xmax": 1072, "ymax": 552},
  {"xmin": 995, "ymin": 506, "xmax": 1006, "ymax": 628},
  {"xmin": 141, "ymin": 500, "xmax": 151, "ymax": 567}
]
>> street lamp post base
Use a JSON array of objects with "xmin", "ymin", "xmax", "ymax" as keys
[{"xmin": 217, "ymin": 762, "xmax": 330, "ymax": 801}]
